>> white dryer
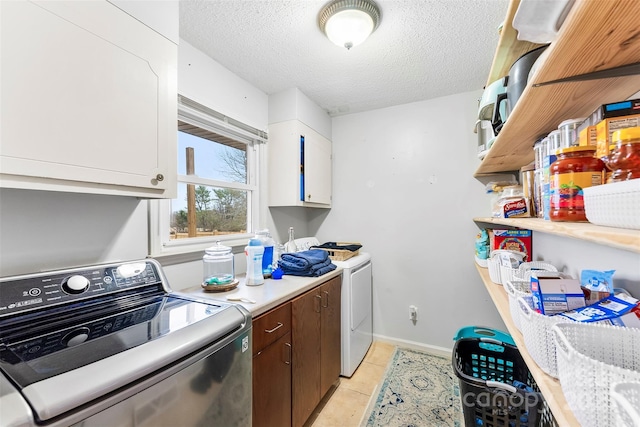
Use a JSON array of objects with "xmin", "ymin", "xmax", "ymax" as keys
[{"xmin": 333, "ymin": 252, "xmax": 372, "ymax": 377}]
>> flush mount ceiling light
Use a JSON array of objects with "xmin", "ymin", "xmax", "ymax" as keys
[{"xmin": 318, "ymin": 0, "xmax": 381, "ymax": 50}]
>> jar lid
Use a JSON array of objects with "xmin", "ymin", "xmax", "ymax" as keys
[
  {"xmin": 557, "ymin": 145, "xmax": 596, "ymax": 155},
  {"xmin": 612, "ymin": 127, "xmax": 640, "ymax": 144},
  {"xmin": 205, "ymin": 241, "xmax": 232, "ymax": 254},
  {"xmin": 558, "ymin": 117, "xmax": 585, "ymax": 129}
]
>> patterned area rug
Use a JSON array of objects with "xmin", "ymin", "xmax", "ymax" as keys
[{"xmin": 364, "ymin": 347, "xmax": 462, "ymax": 427}]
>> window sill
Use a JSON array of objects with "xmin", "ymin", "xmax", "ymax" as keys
[{"xmin": 149, "ymin": 236, "xmax": 250, "ymax": 266}]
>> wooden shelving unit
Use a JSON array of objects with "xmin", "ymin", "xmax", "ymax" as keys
[
  {"xmin": 475, "ymin": 0, "xmax": 640, "ymax": 176},
  {"xmin": 473, "ymin": 217, "xmax": 640, "ymax": 253},
  {"xmin": 484, "ymin": 0, "xmax": 542, "ymax": 88},
  {"xmin": 476, "ymin": 265, "xmax": 580, "ymax": 427}
]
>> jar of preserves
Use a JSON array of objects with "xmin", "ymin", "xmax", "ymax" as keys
[
  {"xmin": 550, "ymin": 146, "xmax": 605, "ymax": 222},
  {"xmin": 203, "ymin": 241, "xmax": 234, "ymax": 285},
  {"xmin": 607, "ymin": 127, "xmax": 640, "ymax": 182}
]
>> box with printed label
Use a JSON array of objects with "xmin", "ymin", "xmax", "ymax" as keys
[
  {"xmin": 491, "ymin": 229, "xmax": 532, "ymax": 262},
  {"xmin": 595, "ymin": 114, "xmax": 640, "ymax": 159},
  {"xmin": 530, "ymin": 272, "xmax": 585, "ymax": 315},
  {"xmin": 558, "ymin": 293, "xmax": 639, "ymax": 323}
]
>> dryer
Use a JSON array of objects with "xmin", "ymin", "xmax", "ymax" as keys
[{"xmin": 334, "ymin": 252, "xmax": 372, "ymax": 377}]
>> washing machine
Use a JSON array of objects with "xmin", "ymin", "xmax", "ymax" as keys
[{"xmin": 334, "ymin": 252, "xmax": 372, "ymax": 377}]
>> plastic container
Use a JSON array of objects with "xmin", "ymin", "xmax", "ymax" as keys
[
  {"xmin": 611, "ymin": 382, "xmax": 640, "ymax": 427},
  {"xmin": 517, "ymin": 295, "xmax": 574, "ymax": 378},
  {"xmin": 547, "ymin": 129, "xmax": 563, "ymax": 157},
  {"xmin": 553, "ymin": 322, "xmax": 640, "ymax": 427},
  {"xmin": 245, "ymin": 238, "xmax": 264, "ymax": 286},
  {"xmin": 550, "ymin": 146, "xmax": 605, "ymax": 222},
  {"xmin": 203, "ymin": 241, "xmax": 234, "ymax": 285},
  {"xmin": 255, "ymin": 229, "xmax": 275, "ymax": 277},
  {"xmin": 558, "ymin": 117, "xmax": 585, "ymax": 147},
  {"xmin": 607, "ymin": 126, "xmax": 640, "ymax": 182},
  {"xmin": 584, "ymin": 179, "xmax": 640, "ymax": 230},
  {"xmin": 495, "ymin": 185, "xmax": 530, "ymax": 218},
  {"xmin": 453, "ymin": 337, "xmax": 544, "ymax": 427},
  {"xmin": 504, "ymin": 261, "xmax": 557, "ymax": 331},
  {"xmin": 453, "ymin": 326, "xmax": 515, "ymax": 346},
  {"xmin": 487, "ymin": 250, "xmax": 527, "ymax": 285}
]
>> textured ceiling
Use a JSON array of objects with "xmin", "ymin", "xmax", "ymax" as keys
[{"xmin": 179, "ymin": 0, "xmax": 509, "ymax": 117}]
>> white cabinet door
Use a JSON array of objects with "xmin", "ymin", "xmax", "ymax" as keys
[
  {"xmin": 304, "ymin": 128, "xmax": 332, "ymax": 205},
  {"xmin": 0, "ymin": 0, "xmax": 177, "ymax": 198},
  {"xmin": 268, "ymin": 120, "xmax": 332, "ymax": 208}
]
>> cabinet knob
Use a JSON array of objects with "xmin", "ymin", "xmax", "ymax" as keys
[
  {"xmin": 307, "ymin": 194, "xmax": 311, "ymax": 200},
  {"xmin": 156, "ymin": 174, "xmax": 164, "ymax": 182}
]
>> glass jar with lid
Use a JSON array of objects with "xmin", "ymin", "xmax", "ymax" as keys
[
  {"xmin": 550, "ymin": 146, "xmax": 605, "ymax": 222},
  {"xmin": 607, "ymin": 127, "xmax": 640, "ymax": 182},
  {"xmin": 203, "ymin": 241, "xmax": 234, "ymax": 285}
]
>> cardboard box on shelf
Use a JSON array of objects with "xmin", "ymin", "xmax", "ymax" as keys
[
  {"xmin": 531, "ymin": 272, "xmax": 585, "ymax": 315},
  {"xmin": 595, "ymin": 114, "xmax": 640, "ymax": 159},
  {"xmin": 490, "ymin": 229, "xmax": 532, "ymax": 262}
]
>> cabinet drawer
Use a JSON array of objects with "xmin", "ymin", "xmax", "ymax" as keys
[{"xmin": 253, "ymin": 303, "xmax": 292, "ymax": 354}]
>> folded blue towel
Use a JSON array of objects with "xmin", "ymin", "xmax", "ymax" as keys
[
  {"xmin": 280, "ymin": 262, "xmax": 336, "ymax": 277},
  {"xmin": 309, "ymin": 257, "xmax": 332, "ymax": 274},
  {"xmin": 279, "ymin": 249, "xmax": 329, "ymax": 272}
]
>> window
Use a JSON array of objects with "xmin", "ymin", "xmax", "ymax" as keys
[{"xmin": 149, "ymin": 96, "xmax": 267, "ymax": 256}]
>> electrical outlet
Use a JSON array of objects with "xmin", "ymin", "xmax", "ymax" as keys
[{"xmin": 409, "ymin": 305, "xmax": 418, "ymax": 321}]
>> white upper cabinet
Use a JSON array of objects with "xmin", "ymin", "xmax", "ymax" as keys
[
  {"xmin": 0, "ymin": 0, "xmax": 177, "ymax": 198},
  {"xmin": 268, "ymin": 120, "xmax": 332, "ymax": 208}
]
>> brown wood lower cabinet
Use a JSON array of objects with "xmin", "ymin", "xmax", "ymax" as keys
[
  {"xmin": 253, "ymin": 303, "xmax": 292, "ymax": 427},
  {"xmin": 292, "ymin": 276, "xmax": 342, "ymax": 427},
  {"xmin": 251, "ymin": 275, "xmax": 342, "ymax": 427}
]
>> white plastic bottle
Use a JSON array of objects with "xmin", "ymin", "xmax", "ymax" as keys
[
  {"xmin": 255, "ymin": 229, "xmax": 275, "ymax": 278},
  {"xmin": 245, "ymin": 238, "xmax": 265, "ymax": 286}
]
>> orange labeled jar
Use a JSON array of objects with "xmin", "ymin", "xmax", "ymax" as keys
[
  {"xmin": 550, "ymin": 146, "xmax": 605, "ymax": 222},
  {"xmin": 607, "ymin": 127, "xmax": 640, "ymax": 182}
]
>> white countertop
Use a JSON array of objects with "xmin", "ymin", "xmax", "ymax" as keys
[{"xmin": 178, "ymin": 268, "xmax": 343, "ymax": 317}]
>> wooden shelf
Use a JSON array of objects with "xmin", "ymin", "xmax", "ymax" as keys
[
  {"xmin": 476, "ymin": 265, "xmax": 580, "ymax": 427},
  {"xmin": 473, "ymin": 217, "xmax": 640, "ymax": 253},
  {"xmin": 484, "ymin": 0, "xmax": 542, "ymax": 87},
  {"xmin": 475, "ymin": 0, "xmax": 640, "ymax": 176}
]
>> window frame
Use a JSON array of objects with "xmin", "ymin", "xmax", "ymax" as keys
[{"xmin": 148, "ymin": 96, "xmax": 266, "ymax": 258}]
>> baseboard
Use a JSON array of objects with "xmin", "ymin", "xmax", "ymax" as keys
[{"xmin": 372, "ymin": 333, "xmax": 453, "ymax": 358}]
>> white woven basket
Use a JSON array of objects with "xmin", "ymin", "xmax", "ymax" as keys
[
  {"xmin": 505, "ymin": 280, "xmax": 530, "ymax": 331},
  {"xmin": 553, "ymin": 323, "xmax": 640, "ymax": 427},
  {"xmin": 488, "ymin": 250, "xmax": 528, "ymax": 285},
  {"xmin": 517, "ymin": 297, "xmax": 574, "ymax": 378},
  {"xmin": 611, "ymin": 382, "xmax": 640, "ymax": 427},
  {"xmin": 505, "ymin": 262, "xmax": 558, "ymax": 331},
  {"xmin": 584, "ymin": 179, "xmax": 640, "ymax": 230},
  {"xmin": 487, "ymin": 255, "xmax": 502, "ymax": 284}
]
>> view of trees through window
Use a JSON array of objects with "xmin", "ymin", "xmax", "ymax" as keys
[{"xmin": 170, "ymin": 127, "xmax": 250, "ymax": 240}]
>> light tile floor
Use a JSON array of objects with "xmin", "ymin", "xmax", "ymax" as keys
[{"xmin": 307, "ymin": 341, "xmax": 396, "ymax": 427}]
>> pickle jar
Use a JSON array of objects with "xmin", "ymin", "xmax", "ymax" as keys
[
  {"xmin": 203, "ymin": 241, "xmax": 234, "ymax": 285},
  {"xmin": 550, "ymin": 146, "xmax": 605, "ymax": 222},
  {"xmin": 607, "ymin": 127, "xmax": 640, "ymax": 182}
]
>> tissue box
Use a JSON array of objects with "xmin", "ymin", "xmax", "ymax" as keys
[{"xmin": 530, "ymin": 272, "xmax": 585, "ymax": 315}]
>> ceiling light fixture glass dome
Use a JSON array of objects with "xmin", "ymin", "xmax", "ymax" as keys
[{"xmin": 318, "ymin": 0, "xmax": 381, "ymax": 50}]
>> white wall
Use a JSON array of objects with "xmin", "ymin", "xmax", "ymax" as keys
[
  {"xmin": 313, "ymin": 91, "xmax": 507, "ymax": 351},
  {"xmin": 0, "ymin": 189, "xmax": 147, "ymax": 276}
]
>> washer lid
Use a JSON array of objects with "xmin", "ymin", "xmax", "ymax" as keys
[{"xmin": 1, "ymin": 295, "xmax": 247, "ymax": 422}]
